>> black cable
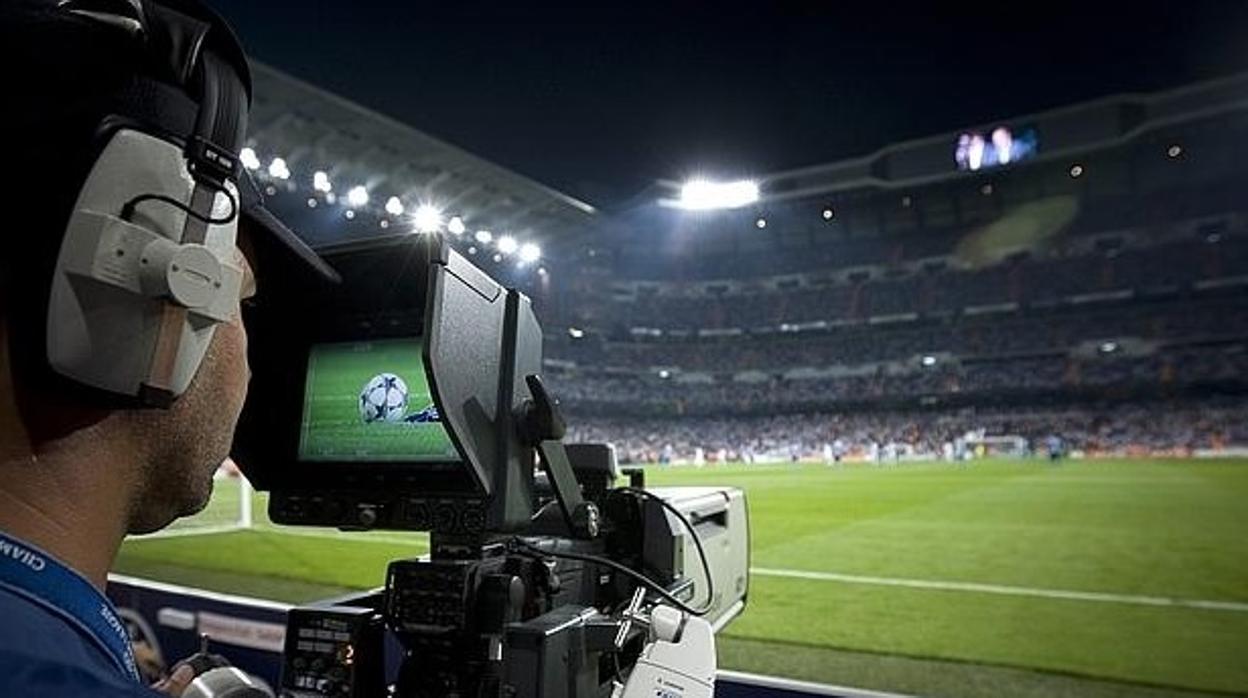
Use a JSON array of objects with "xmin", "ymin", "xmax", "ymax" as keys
[
  {"xmin": 509, "ymin": 539, "xmax": 712, "ymax": 617},
  {"xmin": 619, "ymin": 487, "xmax": 717, "ymax": 618},
  {"xmin": 120, "ymin": 188, "xmax": 238, "ymax": 227}
]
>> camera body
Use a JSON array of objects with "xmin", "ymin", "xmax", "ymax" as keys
[{"xmin": 232, "ymin": 234, "xmax": 748, "ymax": 697}]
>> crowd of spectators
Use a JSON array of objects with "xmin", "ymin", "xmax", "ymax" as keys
[
  {"xmin": 549, "ymin": 298, "xmax": 1248, "ymax": 372},
  {"xmin": 546, "ymin": 342, "xmax": 1248, "ymax": 416},
  {"xmin": 565, "ymin": 400, "xmax": 1248, "ymax": 463},
  {"xmin": 586, "ymin": 237, "xmax": 1246, "ymax": 333}
]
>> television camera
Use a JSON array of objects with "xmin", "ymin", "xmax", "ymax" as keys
[{"xmin": 232, "ymin": 234, "xmax": 750, "ymax": 698}]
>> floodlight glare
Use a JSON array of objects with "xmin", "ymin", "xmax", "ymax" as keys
[
  {"xmin": 413, "ymin": 204, "xmax": 443, "ymax": 233},
  {"xmin": 313, "ymin": 170, "xmax": 332, "ymax": 193},
  {"xmin": 519, "ymin": 242, "xmax": 541, "ymax": 263},
  {"xmin": 568, "ymin": 327, "xmax": 585, "ymax": 339},
  {"xmin": 447, "ymin": 216, "xmax": 466, "ymax": 236},
  {"xmin": 678, "ymin": 178, "xmax": 759, "ymax": 210},
  {"xmin": 267, "ymin": 157, "xmax": 290, "ymax": 180},
  {"xmin": 497, "ymin": 235, "xmax": 518, "ymax": 255},
  {"xmin": 239, "ymin": 147, "xmax": 261, "ymax": 171},
  {"xmin": 346, "ymin": 185, "xmax": 369, "ymax": 208},
  {"xmin": 474, "ymin": 230, "xmax": 493, "ymax": 244},
  {"xmin": 385, "ymin": 196, "xmax": 405, "ymax": 216}
]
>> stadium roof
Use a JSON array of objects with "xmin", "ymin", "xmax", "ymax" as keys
[
  {"xmin": 656, "ymin": 72, "xmax": 1248, "ymax": 205},
  {"xmin": 244, "ymin": 62, "xmax": 599, "ymax": 252}
]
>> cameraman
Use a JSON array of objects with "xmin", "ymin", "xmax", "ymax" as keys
[{"xmin": 0, "ymin": 1, "xmax": 335, "ymax": 695}]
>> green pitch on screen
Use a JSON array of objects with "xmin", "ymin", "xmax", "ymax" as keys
[{"xmin": 299, "ymin": 338, "xmax": 459, "ymax": 461}]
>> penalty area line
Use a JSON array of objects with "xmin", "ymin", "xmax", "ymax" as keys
[{"xmin": 750, "ymin": 567, "xmax": 1248, "ymax": 613}]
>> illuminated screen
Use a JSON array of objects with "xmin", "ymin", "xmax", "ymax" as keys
[
  {"xmin": 298, "ymin": 338, "xmax": 459, "ymax": 462},
  {"xmin": 954, "ymin": 126, "xmax": 1038, "ymax": 171}
]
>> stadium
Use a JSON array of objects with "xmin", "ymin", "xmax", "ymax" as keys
[
  {"xmin": 103, "ymin": 56, "xmax": 1248, "ymax": 698},
  {"xmin": 0, "ymin": 3, "xmax": 1218, "ymax": 697}
]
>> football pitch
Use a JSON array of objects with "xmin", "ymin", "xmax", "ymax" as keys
[
  {"xmin": 299, "ymin": 338, "xmax": 457, "ymax": 461},
  {"xmin": 117, "ymin": 458, "xmax": 1248, "ymax": 698}
]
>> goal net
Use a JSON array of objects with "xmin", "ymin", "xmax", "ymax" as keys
[
  {"xmin": 964, "ymin": 434, "xmax": 1030, "ymax": 458},
  {"xmin": 140, "ymin": 460, "xmax": 255, "ymax": 538}
]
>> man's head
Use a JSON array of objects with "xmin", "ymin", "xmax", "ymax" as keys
[
  {"xmin": 0, "ymin": 0, "xmax": 332, "ymax": 536},
  {"xmin": 116, "ymin": 245, "xmax": 257, "ymax": 533}
]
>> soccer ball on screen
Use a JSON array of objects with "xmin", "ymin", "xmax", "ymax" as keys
[{"xmin": 359, "ymin": 373, "xmax": 409, "ymax": 423}]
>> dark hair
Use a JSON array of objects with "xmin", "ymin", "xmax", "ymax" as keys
[{"xmin": 0, "ymin": 3, "xmax": 152, "ymax": 440}]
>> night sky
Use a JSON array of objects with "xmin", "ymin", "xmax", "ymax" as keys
[{"xmin": 211, "ymin": 1, "xmax": 1248, "ymax": 208}]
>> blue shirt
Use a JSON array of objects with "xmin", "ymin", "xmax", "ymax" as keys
[{"xmin": 0, "ymin": 531, "xmax": 161, "ymax": 697}]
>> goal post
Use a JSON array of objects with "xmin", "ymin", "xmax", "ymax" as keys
[{"xmin": 963, "ymin": 434, "xmax": 1030, "ymax": 458}]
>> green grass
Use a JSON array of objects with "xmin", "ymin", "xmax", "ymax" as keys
[
  {"xmin": 116, "ymin": 458, "xmax": 1248, "ymax": 697},
  {"xmin": 300, "ymin": 338, "xmax": 457, "ymax": 461}
]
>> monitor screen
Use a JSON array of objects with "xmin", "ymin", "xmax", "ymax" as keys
[{"xmin": 298, "ymin": 338, "xmax": 460, "ymax": 462}]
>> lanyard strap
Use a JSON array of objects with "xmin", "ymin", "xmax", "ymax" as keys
[{"xmin": 0, "ymin": 531, "xmax": 141, "ymax": 683}]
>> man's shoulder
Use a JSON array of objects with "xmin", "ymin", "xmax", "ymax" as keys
[
  {"xmin": 0, "ymin": 649, "xmax": 162, "ymax": 697},
  {"xmin": 0, "ymin": 585, "xmax": 156, "ymax": 695}
]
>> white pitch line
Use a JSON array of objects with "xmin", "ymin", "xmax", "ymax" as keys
[{"xmin": 750, "ymin": 568, "xmax": 1248, "ymax": 613}]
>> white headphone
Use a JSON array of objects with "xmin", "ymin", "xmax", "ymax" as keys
[{"xmin": 43, "ymin": 0, "xmax": 252, "ymax": 407}]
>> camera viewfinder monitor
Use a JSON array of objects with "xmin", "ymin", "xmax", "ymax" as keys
[
  {"xmin": 298, "ymin": 338, "xmax": 459, "ymax": 463},
  {"xmin": 232, "ymin": 233, "xmax": 543, "ymax": 534}
]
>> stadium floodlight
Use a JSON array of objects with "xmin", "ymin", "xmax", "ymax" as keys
[
  {"xmin": 447, "ymin": 216, "xmax": 466, "ymax": 236},
  {"xmin": 267, "ymin": 157, "xmax": 290, "ymax": 180},
  {"xmin": 658, "ymin": 369, "xmax": 672, "ymax": 379},
  {"xmin": 822, "ymin": 208, "xmax": 834, "ymax": 220},
  {"xmin": 1099, "ymin": 341, "xmax": 1119, "ymax": 354},
  {"xmin": 413, "ymin": 204, "xmax": 442, "ymax": 233},
  {"xmin": 474, "ymin": 230, "xmax": 493, "ymax": 244},
  {"xmin": 568, "ymin": 327, "xmax": 585, "ymax": 339},
  {"xmin": 325, "ymin": 192, "xmax": 337, "ymax": 205},
  {"xmin": 1069, "ymin": 164, "xmax": 1084, "ymax": 178},
  {"xmin": 344, "ymin": 209, "xmax": 355, "ymax": 220},
  {"xmin": 519, "ymin": 242, "xmax": 541, "ymax": 263},
  {"xmin": 755, "ymin": 217, "xmax": 767, "ymax": 229},
  {"xmin": 467, "ymin": 246, "xmax": 477, "ymax": 255},
  {"xmin": 497, "ymin": 235, "xmax": 518, "ymax": 255},
  {"xmin": 346, "ymin": 185, "xmax": 369, "ymax": 208},
  {"xmin": 385, "ymin": 196, "xmax": 405, "ymax": 217},
  {"xmin": 313, "ymin": 170, "xmax": 332, "ymax": 193},
  {"xmin": 239, "ymin": 147, "xmax": 261, "ymax": 171},
  {"xmin": 537, "ymin": 266, "xmax": 548, "ymax": 277},
  {"xmin": 1167, "ymin": 144, "xmax": 1183, "ymax": 158},
  {"xmin": 306, "ymin": 198, "xmax": 317, "ymax": 208},
  {"xmin": 492, "ymin": 253, "xmax": 503, "ymax": 263},
  {"xmin": 678, "ymin": 178, "xmax": 759, "ymax": 210},
  {"xmin": 921, "ymin": 355, "xmax": 937, "ymax": 367}
]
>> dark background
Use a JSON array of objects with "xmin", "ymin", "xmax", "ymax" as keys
[{"xmin": 212, "ymin": 1, "xmax": 1248, "ymax": 207}]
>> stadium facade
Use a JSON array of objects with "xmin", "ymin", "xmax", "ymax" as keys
[
  {"xmin": 541, "ymin": 74, "xmax": 1248, "ymax": 460},
  {"xmin": 241, "ymin": 66, "xmax": 1248, "ymax": 461}
]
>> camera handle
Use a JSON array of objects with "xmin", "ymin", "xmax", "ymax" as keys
[{"xmin": 521, "ymin": 374, "xmax": 600, "ymax": 539}]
